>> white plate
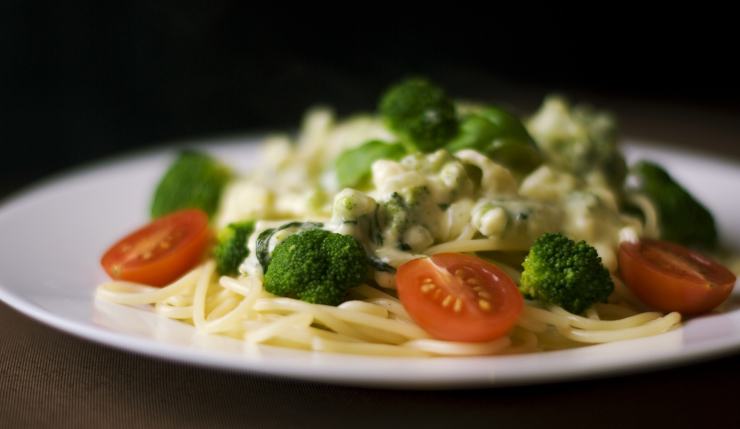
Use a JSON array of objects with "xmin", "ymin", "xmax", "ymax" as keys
[{"xmin": 1, "ymin": 137, "xmax": 739, "ymax": 389}]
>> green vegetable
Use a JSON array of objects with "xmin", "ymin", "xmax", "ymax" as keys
[
  {"xmin": 528, "ymin": 96, "xmax": 626, "ymax": 188},
  {"xmin": 380, "ymin": 186, "xmax": 435, "ymax": 251},
  {"xmin": 150, "ymin": 151, "xmax": 233, "ymax": 218},
  {"xmin": 335, "ymin": 140, "xmax": 406, "ymax": 188},
  {"xmin": 213, "ymin": 221, "xmax": 255, "ymax": 275},
  {"xmin": 382, "ymin": 192, "xmax": 412, "ymax": 250},
  {"xmin": 263, "ymin": 229, "xmax": 369, "ymax": 305},
  {"xmin": 629, "ymin": 161, "xmax": 717, "ymax": 248},
  {"xmin": 331, "ymin": 189, "xmax": 383, "ymax": 246},
  {"xmin": 520, "ymin": 233, "xmax": 614, "ymax": 314},
  {"xmin": 447, "ymin": 106, "xmax": 542, "ymax": 174},
  {"xmin": 471, "ymin": 198, "xmax": 562, "ymax": 246},
  {"xmin": 379, "ymin": 78, "xmax": 458, "ymax": 152},
  {"xmin": 256, "ymin": 222, "xmax": 323, "ymax": 272}
]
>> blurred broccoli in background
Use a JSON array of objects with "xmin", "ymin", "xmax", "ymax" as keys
[
  {"xmin": 628, "ymin": 161, "xmax": 717, "ymax": 249},
  {"xmin": 520, "ymin": 233, "xmax": 614, "ymax": 314},
  {"xmin": 150, "ymin": 151, "xmax": 233, "ymax": 219},
  {"xmin": 447, "ymin": 105, "xmax": 542, "ymax": 175},
  {"xmin": 379, "ymin": 78, "xmax": 458, "ymax": 152},
  {"xmin": 527, "ymin": 96, "xmax": 626, "ymax": 188}
]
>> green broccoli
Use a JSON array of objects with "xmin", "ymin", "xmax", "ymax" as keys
[
  {"xmin": 379, "ymin": 186, "xmax": 437, "ymax": 251},
  {"xmin": 447, "ymin": 106, "xmax": 542, "ymax": 174},
  {"xmin": 520, "ymin": 233, "xmax": 614, "ymax": 314},
  {"xmin": 331, "ymin": 188, "xmax": 383, "ymax": 246},
  {"xmin": 629, "ymin": 161, "xmax": 717, "ymax": 248},
  {"xmin": 256, "ymin": 222, "xmax": 324, "ymax": 272},
  {"xmin": 528, "ymin": 96, "xmax": 626, "ymax": 188},
  {"xmin": 335, "ymin": 140, "xmax": 406, "ymax": 189},
  {"xmin": 379, "ymin": 78, "xmax": 458, "ymax": 152},
  {"xmin": 213, "ymin": 220, "xmax": 255, "ymax": 275},
  {"xmin": 263, "ymin": 229, "xmax": 369, "ymax": 305},
  {"xmin": 150, "ymin": 151, "xmax": 233, "ymax": 218},
  {"xmin": 382, "ymin": 192, "xmax": 411, "ymax": 247}
]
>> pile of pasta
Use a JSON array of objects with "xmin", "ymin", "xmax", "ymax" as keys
[{"xmin": 96, "ymin": 260, "xmax": 681, "ymax": 357}]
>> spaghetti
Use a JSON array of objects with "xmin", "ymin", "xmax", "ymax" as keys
[{"xmin": 96, "ymin": 260, "xmax": 681, "ymax": 357}]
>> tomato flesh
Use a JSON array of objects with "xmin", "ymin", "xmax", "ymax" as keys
[
  {"xmin": 396, "ymin": 253, "xmax": 523, "ymax": 342},
  {"xmin": 619, "ymin": 239, "xmax": 736, "ymax": 315},
  {"xmin": 101, "ymin": 209, "xmax": 211, "ymax": 286}
]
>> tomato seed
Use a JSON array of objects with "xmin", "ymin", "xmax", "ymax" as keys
[
  {"xmin": 442, "ymin": 295, "xmax": 453, "ymax": 307},
  {"xmin": 420, "ymin": 283, "xmax": 435, "ymax": 294}
]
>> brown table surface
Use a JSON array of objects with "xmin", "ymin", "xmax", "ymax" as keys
[{"xmin": 2, "ymin": 100, "xmax": 740, "ymax": 428}]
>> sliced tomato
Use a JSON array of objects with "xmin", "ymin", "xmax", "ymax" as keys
[
  {"xmin": 101, "ymin": 209, "xmax": 211, "ymax": 286},
  {"xmin": 619, "ymin": 239, "xmax": 736, "ymax": 315},
  {"xmin": 396, "ymin": 253, "xmax": 523, "ymax": 342}
]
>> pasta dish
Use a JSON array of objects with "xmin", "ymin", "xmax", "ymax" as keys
[{"xmin": 96, "ymin": 79, "xmax": 737, "ymax": 357}]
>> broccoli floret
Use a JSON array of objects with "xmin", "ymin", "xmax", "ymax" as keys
[
  {"xmin": 629, "ymin": 161, "xmax": 717, "ymax": 248},
  {"xmin": 379, "ymin": 78, "xmax": 458, "ymax": 152},
  {"xmin": 331, "ymin": 188, "xmax": 383, "ymax": 246},
  {"xmin": 520, "ymin": 233, "xmax": 614, "ymax": 314},
  {"xmin": 213, "ymin": 220, "xmax": 255, "ymax": 275},
  {"xmin": 379, "ymin": 187, "xmax": 437, "ymax": 252},
  {"xmin": 150, "ymin": 151, "xmax": 233, "ymax": 218},
  {"xmin": 263, "ymin": 229, "xmax": 368, "ymax": 305},
  {"xmin": 527, "ymin": 96, "xmax": 626, "ymax": 188},
  {"xmin": 382, "ymin": 192, "xmax": 411, "ymax": 249},
  {"xmin": 256, "ymin": 221, "xmax": 323, "ymax": 272},
  {"xmin": 472, "ymin": 198, "xmax": 562, "ymax": 247},
  {"xmin": 447, "ymin": 106, "xmax": 542, "ymax": 174}
]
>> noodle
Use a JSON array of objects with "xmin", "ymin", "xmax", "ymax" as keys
[
  {"xmin": 425, "ymin": 238, "xmax": 528, "ymax": 255},
  {"xmin": 96, "ymin": 267, "xmax": 200, "ymax": 305},
  {"xmin": 96, "ymin": 260, "xmax": 683, "ymax": 357},
  {"xmin": 404, "ymin": 337, "xmax": 511, "ymax": 356}
]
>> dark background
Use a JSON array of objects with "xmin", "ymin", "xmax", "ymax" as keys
[{"xmin": 2, "ymin": 3, "xmax": 740, "ymax": 198}]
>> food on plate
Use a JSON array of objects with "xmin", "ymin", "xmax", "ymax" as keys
[
  {"xmin": 619, "ymin": 239, "xmax": 735, "ymax": 315},
  {"xmin": 519, "ymin": 233, "xmax": 614, "ymax": 315},
  {"xmin": 263, "ymin": 228, "xmax": 369, "ymax": 306},
  {"xmin": 100, "ymin": 209, "xmax": 211, "ymax": 286},
  {"xmin": 395, "ymin": 252, "xmax": 523, "ymax": 343},
  {"xmin": 150, "ymin": 151, "xmax": 233, "ymax": 219},
  {"xmin": 627, "ymin": 161, "xmax": 717, "ymax": 248},
  {"xmin": 213, "ymin": 220, "xmax": 255, "ymax": 276},
  {"xmin": 96, "ymin": 78, "xmax": 737, "ymax": 356}
]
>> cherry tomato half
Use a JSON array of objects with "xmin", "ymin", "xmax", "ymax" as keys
[
  {"xmin": 619, "ymin": 239, "xmax": 736, "ymax": 315},
  {"xmin": 396, "ymin": 253, "xmax": 523, "ymax": 342},
  {"xmin": 101, "ymin": 209, "xmax": 211, "ymax": 286}
]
